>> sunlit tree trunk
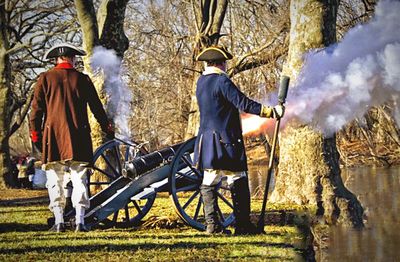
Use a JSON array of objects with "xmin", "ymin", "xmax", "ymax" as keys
[
  {"xmin": 185, "ymin": 0, "xmax": 228, "ymax": 139},
  {"xmin": 74, "ymin": 0, "xmax": 130, "ymax": 193},
  {"xmin": 270, "ymin": 0, "xmax": 364, "ymax": 227},
  {"xmin": 75, "ymin": 0, "xmax": 129, "ymax": 149},
  {"xmin": 0, "ymin": 1, "xmax": 14, "ymax": 188},
  {"xmin": 74, "ymin": 0, "xmax": 103, "ymax": 149}
]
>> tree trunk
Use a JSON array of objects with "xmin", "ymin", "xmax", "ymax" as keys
[
  {"xmin": 185, "ymin": 69, "xmax": 201, "ymax": 139},
  {"xmin": 75, "ymin": 0, "xmax": 129, "ymax": 149},
  {"xmin": 97, "ymin": 0, "xmax": 129, "ymax": 57},
  {"xmin": 270, "ymin": 0, "xmax": 364, "ymax": 227},
  {"xmin": 75, "ymin": 0, "xmax": 104, "ymax": 150},
  {"xmin": 185, "ymin": 0, "xmax": 228, "ymax": 138},
  {"xmin": 0, "ymin": 1, "xmax": 15, "ymax": 188}
]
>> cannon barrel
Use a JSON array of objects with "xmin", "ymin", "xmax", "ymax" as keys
[{"xmin": 122, "ymin": 141, "xmax": 185, "ymax": 179}]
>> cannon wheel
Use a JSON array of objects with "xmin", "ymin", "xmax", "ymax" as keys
[
  {"xmin": 169, "ymin": 137, "xmax": 235, "ymax": 231},
  {"xmin": 89, "ymin": 139, "xmax": 156, "ymax": 226}
]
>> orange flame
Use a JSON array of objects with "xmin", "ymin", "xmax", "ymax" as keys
[{"xmin": 241, "ymin": 113, "xmax": 275, "ymax": 137}]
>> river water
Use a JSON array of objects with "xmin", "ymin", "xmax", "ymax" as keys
[
  {"xmin": 247, "ymin": 165, "xmax": 400, "ymax": 261},
  {"xmin": 321, "ymin": 166, "xmax": 400, "ymax": 261}
]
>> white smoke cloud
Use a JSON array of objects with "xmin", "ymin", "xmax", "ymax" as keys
[
  {"xmin": 90, "ymin": 46, "xmax": 132, "ymax": 139},
  {"xmin": 285, "ymin": 0, "xmax": 400, "ymax": 136}
]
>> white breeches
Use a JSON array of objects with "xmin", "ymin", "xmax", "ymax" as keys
[
  {"xmin": 45, "ymin": 161, "xmax": 90, "ymax": 211},
  {"xmin": 202, "ymin": 169, "xmax": 247, "ymax": 187}
]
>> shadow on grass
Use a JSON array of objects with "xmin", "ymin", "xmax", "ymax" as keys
[
  {"xmin": 0, "ymin": 241, "xmax": 294, "ymax": 255},
  {"xmin": 0, "ymin": 207, "xmax": 49, "ymax": 214},
  {"xmin": 0, "ymin": 223, "xmax": 49, "ymax": 233},
  {"xmin": 0, "ymin": 197, "xmax": 49, "ymax": 207},
  {"xmin": 0, "ymin": 228, "xmax": 293, "ymax": 244}
]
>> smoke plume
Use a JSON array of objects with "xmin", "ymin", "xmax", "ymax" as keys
[
  {"xmin": 285, "ymin": 0, "xmax": 400, "ymax": 136},
  {"xmin": 90, "ymin": 46, "xmax": 132, "ymax": 139}
]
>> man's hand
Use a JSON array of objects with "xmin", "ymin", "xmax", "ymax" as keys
[
  {"xmin": 260, "ymin": 104, "xmax": 285, "ymax": 119},
  {"xmin": 260, "ymin": 105, "xmax": 273, "ymax": 118},
  {"xmin": 272, "ymin": 105, "xmax": 285, "ymax": 119},
  {"xmin": 30, "ymin": 131, "xmax": 42, "ymax": 153}
]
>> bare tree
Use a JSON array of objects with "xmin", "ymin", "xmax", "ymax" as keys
[
  {"xmin": 185, "ymin": 0, "xmax": 290, "ymax": 139},
  {"xmin": 184, "ymin": 0, "xmax": 228, "ymax": 139},
  {"xmin": 123, "ymin": 0, "xmax": 289, "ymax": 148},
  {"xmin": 270, "ymin": 0, "xmax": 364, "ymax": 228},
  {"xmin": 74, "ymin": 0, "xmax": 130, "ymax": 149},
  {"xmin": 8, "ymin": 1, "xmax": 78, "ymax": 148},
  {"xmin": 0, "ymin": 0, "xmax": 12, "ymax": 187},
  {"xmin": 123, "ymin": 0, "xmax": 194, "ymax": 149},
  {"xmin": 0, "ymin": 0, "xmax": 76, "ymax": 187}
]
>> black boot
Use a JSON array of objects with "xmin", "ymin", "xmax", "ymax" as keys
[
  {"xmin": 231, "ymin": 177, "xmax": 259, "ymax": 235},
  {"xmin": 200, "ymin": 184, "xmax": 230, "ymax": 234}
]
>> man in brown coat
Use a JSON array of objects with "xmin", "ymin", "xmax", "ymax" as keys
[{"xmin": 30, "ymin": 43, "xmax": 114, "ymax": 232}]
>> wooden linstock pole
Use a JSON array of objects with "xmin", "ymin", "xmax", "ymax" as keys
[{"xmin": 257, "ymin": 76, "xmax": 289, "ymax": 233}]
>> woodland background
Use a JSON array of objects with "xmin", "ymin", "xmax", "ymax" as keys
[{"xmin": 0, "ymin": 1, "xmax": 398, "ymax": 218}]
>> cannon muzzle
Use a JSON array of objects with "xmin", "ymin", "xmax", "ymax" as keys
[{"xmin": 122, "ymin": 141, "xmax": 185, "ymax": 179}]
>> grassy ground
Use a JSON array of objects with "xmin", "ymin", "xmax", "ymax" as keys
[{"xmin": 0, "ymin": 189, "xmax": 307, "ymax": 261}]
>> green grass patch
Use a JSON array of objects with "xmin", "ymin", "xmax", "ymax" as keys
[{"xmin": 0, "ymin": 194, "xmax": 307, "ymax": 261}]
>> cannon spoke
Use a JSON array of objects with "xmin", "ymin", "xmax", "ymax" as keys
[
  {"xmin": 88, "ymin": 139, "xmax": 154, "ymax": 228},
  {"xmin": 176, "ymin": 184, "xmax": 198, "ymax": 192},
  {"xmin": 216, "ymin": 205, "xmax": 225, "ymax": 223},
  {"xmin": 88, "ymin": 181, "xmax": 111, "ymax": 185},
  {"xmin": 181, "ymin": 155, "xmax": 202, "ymax": 179},
  {"xmin": 91, "ymin": 166, "xmax": 115, "ymax": 180},
  {"xmin": 100, "ymin": 153, "xmax": 120, "ymax": 177},
  {"xmin": 176, "ymin": 170, "xmax": 200, "ymax": 183},
  {"xmin": 112, "ymin": 146, "xmax": 123, "ymax": 174},
  {"xmin": 182, "ymin": 190, "xmax": 200, "ymax": 210},
  {"xmin": 217, "ymin": 192, "xmax": 234, "ymax": 210},
  {"xmin": 219, "ymin": 184, "xmax": 231, "ymax": 191},
  {"xmin": 182, "ymin": 153, "xmax": 193, "ymax": 164},
  {"xmin": 193, "ymin": 195, "xmax": 203, "ymax": 221},
  {"xmin": 187, "ymin": 166, "xmax": 202, "ymax": 180},
  {"xmin": 112, "ymin": 211, "xmax": 119, "ymax": 224},
  {"xmin": 124, "ymin": 205, "xmax": 130, "ymax": 222},
  {"xmin": 169, "ymin": 137, "xmax": 234, "ymax": 231},
  {"xmin": 132, "ymin": 200, "xmax": 143, "ymax": 215}
]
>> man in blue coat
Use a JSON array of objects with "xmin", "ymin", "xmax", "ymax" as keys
[{"xmin": 193, "ymin": 46, "xmax": 284, "ymax": 234}]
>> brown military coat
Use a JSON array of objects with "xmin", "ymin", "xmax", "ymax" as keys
[{"xmin": 30, "ymin": 65, "xmax": 109, "ymax": 164}]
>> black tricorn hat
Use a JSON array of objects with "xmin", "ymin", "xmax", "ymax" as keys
[
  {"xmin": 44, "ymin": 43, "xmax": 86, "ymax": 60},
  {"xmin": 196, "ymin": 45, "xmax": 233, "ymax": 62}
]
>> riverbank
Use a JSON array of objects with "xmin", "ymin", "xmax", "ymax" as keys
[{"xmin": 0, "ymin": 189, "xmax": 311, "ymax": 261}]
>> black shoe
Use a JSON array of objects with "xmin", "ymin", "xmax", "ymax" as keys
[
  {"xmin": 75, "ymin": 223, "xmax": 89, "ymax": 232},
  {"xmin": 49, "ymin": 223, "xmax": 66, "ymax": 233}
]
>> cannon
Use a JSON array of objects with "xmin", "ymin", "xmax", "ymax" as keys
[{"xmin": 71, "ymin": 137, "xmax": 235, "ymax": 231}]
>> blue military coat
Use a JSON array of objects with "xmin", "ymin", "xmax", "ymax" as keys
[{"xmin": 193, "ymin": 67, "xmax": 263, "ymax": 172}]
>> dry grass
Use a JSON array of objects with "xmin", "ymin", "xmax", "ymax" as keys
[{"xmin": 337, "ymin": 139, "xmax": 400, "ymax": 167}]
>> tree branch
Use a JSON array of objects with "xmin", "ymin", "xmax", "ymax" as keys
[{"xmin": 228, "ymin": 43, "xmax": 288, "ymax": 77}]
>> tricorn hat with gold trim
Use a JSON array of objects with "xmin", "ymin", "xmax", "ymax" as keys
[
  {"xmin": 196, "ymin": 45, "xmax": 233, "ymax": 62},
  {"xmin": 44, "ymin": 43, "xmax": 86, "ymax": 60}
]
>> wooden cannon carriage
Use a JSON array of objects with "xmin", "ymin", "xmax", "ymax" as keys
[{"xmin": 68, "ymin": 137, "xmax": 235, "ymax": 231}]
